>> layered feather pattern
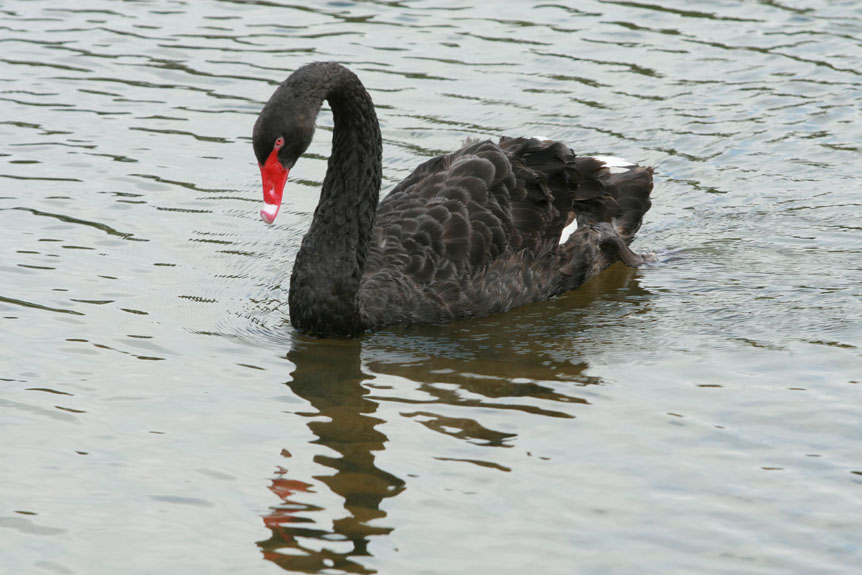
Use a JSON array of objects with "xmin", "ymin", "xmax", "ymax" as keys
[{"xmin": 357, "ymin": 137, "xmax": 653, "ymax": 329}]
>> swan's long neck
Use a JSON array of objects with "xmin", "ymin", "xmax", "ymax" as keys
[{"xmin": 288, "ymin": 64, "xmax": 382, "ymax": 337}]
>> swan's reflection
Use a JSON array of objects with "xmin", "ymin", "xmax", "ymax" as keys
[
  {"xmin": 259, "ymin": 337, "xmax": 404, "ymax": 574},
  {"xmin": 259, "ymin": 263, "xmax": 651, "ymax": 573}
]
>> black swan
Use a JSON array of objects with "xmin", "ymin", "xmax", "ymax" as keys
[{"xmin": 253, "ymin": 62, "xmax": 653, "ymax": 338}]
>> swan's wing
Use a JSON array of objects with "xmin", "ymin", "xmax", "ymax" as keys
[
  {"xmin": 359, "ymin": 138, "xmax": 653, "ymax": 327},
  {"xmin": 366, "ymin": 137, "xmax": 636, "ymax": 280},
  {"xmin": 362, "ymin": 138, "xmax": 652, "ymax": 311}
]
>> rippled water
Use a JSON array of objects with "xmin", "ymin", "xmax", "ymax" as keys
[{"xmin": 2, "ymin": 1, "xmax": 861, "ymax": 573}]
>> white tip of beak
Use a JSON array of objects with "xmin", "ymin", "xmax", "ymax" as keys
[{"xmin": 260, "ymin": 203, "xmax": 279, "ymax": 224}]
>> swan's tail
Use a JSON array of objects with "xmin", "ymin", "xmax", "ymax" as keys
[
  {"xmin": 572, "ymin": 155, "xmax": 653, "ymax": 245},
  {"xmin": 496, "ymin": 137, "xmax": 653, "ymax": 248}
]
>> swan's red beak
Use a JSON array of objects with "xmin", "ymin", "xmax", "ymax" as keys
[{"xmin": 259, "ymin": 147, "xmax": 288, "ymax": 224}]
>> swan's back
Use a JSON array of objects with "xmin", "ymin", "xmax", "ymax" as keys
[{"xmin": 357, "ymin": 137, "xmax": 653, "ymax": 329}]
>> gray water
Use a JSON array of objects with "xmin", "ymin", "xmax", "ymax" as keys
[{"xmin": 2, "ymin": 1, "xmax": 861, "ymax": 573}]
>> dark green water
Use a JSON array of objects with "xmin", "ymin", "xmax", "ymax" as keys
[{"xmin": 1, "ymin": 1, "xmax": 860, "ymax": 573}]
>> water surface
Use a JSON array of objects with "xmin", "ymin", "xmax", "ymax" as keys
[{"xmin": 2, "ymin": 1, "xmax": 861, "ymax": 573}]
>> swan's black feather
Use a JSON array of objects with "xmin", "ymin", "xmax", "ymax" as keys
[{"xmin": 357, "ymin": 136, "xmax": 653, "ymax": 330}]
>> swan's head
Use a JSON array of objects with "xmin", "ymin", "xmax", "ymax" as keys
[{"xmin": 252, "ymin": 89, "xmax": 317, "ymax": 224}]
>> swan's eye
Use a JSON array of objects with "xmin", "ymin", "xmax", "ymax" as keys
[{"xmin": 274, "ymin": 137, "xmax": 285, "ymax": 150}]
